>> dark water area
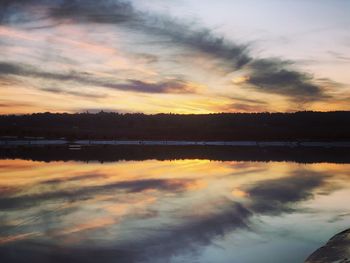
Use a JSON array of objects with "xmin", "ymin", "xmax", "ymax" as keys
[
  {"xmin": 1, "ymin": 145, "xmax": 350, "ymax": 163},
  {"xmin": 0, "ymin": 146, "xmax": 349, "ymax": 263}
]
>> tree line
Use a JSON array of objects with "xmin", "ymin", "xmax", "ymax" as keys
[{"xmin": 0, "ymin": 111, "xmax": 349, "ymax": 141}]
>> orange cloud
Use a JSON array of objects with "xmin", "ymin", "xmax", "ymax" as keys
[
  {"xmin": 0, "ymin": 232, "xmax": 41, "ymax": 245},
  {"xmin": 54, "ymin": 217, "xmax": 116, "ymax": 237},
  {"xmin": 232, "ymin": 188, "xmax": 249, "ymax": 198},
  {"xmin": 232, "ymin": 75, "xmax": 250, "ymax": 84},
  {"xmin": 0, "ymin": 26, "xmax": 37, "ymax": 41}
]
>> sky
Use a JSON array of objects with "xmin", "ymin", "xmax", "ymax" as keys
[{"xmin": 0, "ymin": 0, "xmax": 349, "ymax": 114}]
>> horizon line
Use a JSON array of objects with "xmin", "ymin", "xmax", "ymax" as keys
[{"xmin": 1, "ymin": 110, "xmax": 350, "ymax": 116}]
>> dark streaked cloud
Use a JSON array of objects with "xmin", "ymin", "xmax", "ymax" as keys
[
  {"xmin": 229, "ymin": 102, "xmax": 266, "ymax": 112},
  {"xmin": 48, "ymin": 0, "xmax": 330, "ymax": 101},
  {"xmin": 0, "ymin": 200, "xmax": 252, "ymax": 263},
  {"xmin": 246, "ymin": 170, "xmax": 329, "ymax": 214},
  {"xmin": 0, "ymin": 168, "xmax": 339, "ymax": 263},
  {"xmin": 143, "ymin": 17, "xmax": 251, "ymax": 70},
  {"xmin": 116, "ymin": 79, "xmax": 198, "ymax": 94},
  {"xmin": 327, "ymin": 51, "xmax": 350, "ymax": 62},
  {"xmin": 49, "ymin": 0, "xmax": 136, "ymax": 24},
  {"xmin": 40, "ymin": 172, "xmax": 106, "ymax": 185},
  {"xmin": 327, "ymin": 212, "xmax": 350, "ymax": 223},
  {"xmin": 0, "ymin": 0, "xmax": 136, "ymax": 27},
  {"xmin": 0, "ymin": 178, "xmax": 196, "ymax": 209},
  {"xmin": 217, "ymin": 95, "xmax": 268, "ymax": 112},
  {"xmin": 0, "ymin": 0, "xmax": 332, "ymax": 102},
  {"xmin": 52, "ymin": 1, "xmax": 251, "ymax": 70},
  {"xmin": 2, "ymin": 0, "xmax": 250, "ymax": 70},
  {"xmin": 0, "ymin": 0, "xmax": 54, "ymax": 26},
  {"xmin": 0, "ymin": 62, "xmax": 197, "ymax": 94},
  {"xmin": 316, "ymin": 77, "xmax": 346, "ymax": 89},
  {"xmin": 41, "ymin": 87, "xmax": 107, "ymax": 99},
  {"xmin": 246, "ymin": 59, "xmax": 329, "ymax": 101},
  {"xmin": 116, "ymin": 201, "xmax": 252, "ymax": 263}
]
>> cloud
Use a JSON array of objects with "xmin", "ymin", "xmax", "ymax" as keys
[
  {"xmin": 49, "ymin": 0, "xmax": 136, "ymax": 24},
  {"xmin": 0, "ymin": 0, "xmax": 136, "ymax": 28},
  {"xmin": 0, "ymin": 168, "xmax": 339, "ymax": 263},
  {"xmin": 143, "ymin": 17, "xmax": 251, "ymax": 70},
  {"xmin": 40, "ymin": 172, "xmax": 106, "ymax": 185},
  {"xmin": 246, "ymin": 59, "xmax": 329, "ymax": 102},
  {"xmin": 0, "ymin": 101, "xmax": 33, "ymax": 108},
  {"xmin": 246, "ymin": 170, "xmax": 330, "ymax": 214},
  {"xmin": 49, "ymin": 1, "xmax": 330, "ymax": 101},
  {"xmin": 41, "ymin": 87, "xmax": 107, "ymax": 99},
  {"xmin": 0, "ymin": 0, "xmax": 332, "ymax": 102},
  {"xmin": 0, "ymin": 0, "xmax": 51, "ymax": 25},
  {"xmin": 0, "ymin": 61, "xmax": 197, "ymax": 94},
  {"xmin": 0, "ymin": 200, "xmax": 252, "ymax": 263},
  {"xmin": 0, "ymin": 178, "xmax": 197, "ymax": 209},
  {"xmin": 116, "ymin": 201, "xmax": 251, "ymax": 263},
  {"xmin": 47, "ymin": 1, "xmax": 250, "ymax": 69},
  {"xmin": 227, "ymin": 103, "xmax": 266, "ymax": 112},
  {"xmin": 115, "ymin": 79, "xmax": 198, "ymax": 94},
  {"xmin": 327, "ymin": 51, "xmax": 350, "ymax": 62}
]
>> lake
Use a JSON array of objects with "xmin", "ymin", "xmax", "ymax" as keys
[{"xmin": 0, "ymin": 146, "xmax": 349, "ymax": 263}]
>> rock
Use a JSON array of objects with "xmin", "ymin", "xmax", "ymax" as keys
[{"xmin": 305, "ymin": 229, "xmax": 350, "ymax": 263}]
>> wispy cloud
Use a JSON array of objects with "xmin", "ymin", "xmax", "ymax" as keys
[
  {"xmin": 41, "ymin": 87, "xmax": 107, "ymax": 99},
  {"xmin": 0, "ymin": 61, "xmax": 198, "ymax": 94},
  {"xmin": 246, "ymin": 59, "xmax": 329, "ymax": 102},
  {"xmin": 56, "ymin": 1, "xmax": 331, "ymax": 101},
  {"xmin": 0, "ymin": 167, "xmax": 336, "ymax": 263},
  {"xmin": 246, "ymin": 170, "xmax": 330, "ymax": 214},
  {"xmin": 0, "ymin": 0, "xmax": 333, "ymax": 103},
  {"xmin": 0, "ymin": 178, "xmax": 198, "ymax": 209}
]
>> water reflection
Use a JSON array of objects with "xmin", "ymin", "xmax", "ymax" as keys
[{"xmin": 0, "ymin": 150, "xmax": 349, "ymax": 263}]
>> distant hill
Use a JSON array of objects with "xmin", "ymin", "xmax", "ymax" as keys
[{"xmin": 0, "ymin": 111, "xmax": 349, "ymax": 141}]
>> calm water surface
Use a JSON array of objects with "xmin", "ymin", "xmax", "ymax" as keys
[{"xmin": 0, "ymin": 151, "xmax": 349, "ymax": 262}]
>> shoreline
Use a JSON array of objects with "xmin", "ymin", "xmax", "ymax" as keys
[
  {"xmin": 2, "ymin": 144, "xmax": 349, "ymax": 163},
  {"xmin": 1, "ymin": 140, "xmax": 350, "ymax": 147}
]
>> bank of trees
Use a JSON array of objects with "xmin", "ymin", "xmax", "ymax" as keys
[{"xmin": 0, "ymin": 111, "xmax": 349, "ymax": 141}]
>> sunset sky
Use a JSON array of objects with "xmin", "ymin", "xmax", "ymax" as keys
[{"xmin": 0, "ymin": 0, "xmax": 349, "ymax": 114}]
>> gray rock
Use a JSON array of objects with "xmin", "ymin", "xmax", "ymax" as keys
[{"xmin": 305, "ymin": 229, "xmax": 350, "ymax": 263}]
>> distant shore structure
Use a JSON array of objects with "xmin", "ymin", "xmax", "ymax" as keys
[{"xmin": 1, "ymin": 140, "xmax": 350, "ymax": 148}]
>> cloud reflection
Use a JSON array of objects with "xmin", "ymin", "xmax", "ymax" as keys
[
  {"xmin": 246, "ymin": 170, "xmax": 330, "ymax": 214},
  {"xmin": 0, "ymin": 159, "xmax": 349, "ymax": 263}
]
